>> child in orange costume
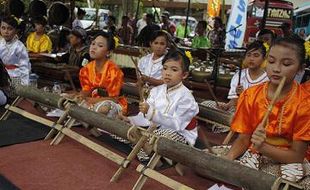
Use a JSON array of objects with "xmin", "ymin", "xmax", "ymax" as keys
[
  {"xmin": 79, "ymin": 31, "xmax": 127, "ymax": 116},
  {"xmin": 225, "ymin": 35, "xmax": 310, "ymax": 189}
]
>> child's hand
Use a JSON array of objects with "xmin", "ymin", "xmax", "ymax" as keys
[
  {"xmin": 251, "ymin": 122, "xmax": 266, "ymax": 150},
  {"xmin": 141, "ymin": 75, "xmax": 149, "ymax": 82},
  {"xmin": 139, "ymin": 102, "xmax": 150, "ymax": 114},
  {"xmin": 118, "ymin": 113, "xmax": 130, "ymax": 123},
  {"xmin": 236, "ymin": 85, "xmax": 244, "ymax": 95}
]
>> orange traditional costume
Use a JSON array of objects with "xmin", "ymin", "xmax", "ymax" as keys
[
  {"xmin": 302, "ymin": 81, "xmax": 310, "ymax": 92},
  {"xmin": 230, "ymin": 81, "xmax": 310, "ymax": 188},
  {"xmin": 79, "ymin": 60, "xmax": 127, "ymax": 114}
]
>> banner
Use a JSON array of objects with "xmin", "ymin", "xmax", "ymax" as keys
[
  {"xmin": 225, "ymin": 0, "xmax": 248, "ymax": 49},
  {"xmin": 208, "ymin": 0, "xmax": 221, "ymax": 17}
]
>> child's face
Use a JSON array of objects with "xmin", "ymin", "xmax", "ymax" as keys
[
  {"xmin": 196, "ymin": 23, "xmax": 205, "ymax": 36},
  {"xmin": 69, "ymin": 34, "xmax": 80, "ymax": 46},
  {"xmin": 266, "ymin": 45, "xmax": 300, "ymax": 86},
  {"xmin": 89, "ymin": 36, "xmax": 109, "ymax": 59},
  {"xmin": 0, "ymin": 21, "xmax": 16, "ymax": 41},
  {"xmin": 150, "ymin": 36, "xmax": 167, "ymax": 57},
  {"xmin": 162, "ymin": 59, "xmax": 188, "ymax": 88},
  {"xmin": 244, "ymin": 49, "xmax": 264, "ymax": 70},
  {"xmin": 34, "ymin": 23, "xmax": 45, "ymax": 33}
]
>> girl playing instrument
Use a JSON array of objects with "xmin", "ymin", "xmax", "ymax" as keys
[
  {"xmin": 124, "ymin": 49, "xmax": 199, "ymax": 161},
  {"xmin": 137, "ymin": 30, "xmax": 169, "ymax": 87},
  {"xmin": 0, "ymin": 16, "xmax": 31, "ymax": 85},
  {"xmin": 26, "ymin": 16, "xmax": 52, "ymax": 53},
  {"xmin": 79, "ymin": 31, "xmax": 127, "ymax": 117},
  {"xmin": 225, "ymin": 35, "xmax": 310, "ymax": 189}
]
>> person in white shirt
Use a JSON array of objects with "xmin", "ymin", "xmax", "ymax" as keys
[
  {"xmin": 0, "ymin": 16, "xmax": 31, "ymax": 86},
  {"xmin": 136, "ymin": 13, "xmax": 147, "ymax": 36},
  {"xmin": 72, "ymin": 7, "xmax": 85, "ymax": 29},
  {"xmin": 138, "ymin": 30, "xmax": 170, "ymax": 86},
  {"xmin": 121, "ymin": 49, "xmax": 199, "ymax": 161}
]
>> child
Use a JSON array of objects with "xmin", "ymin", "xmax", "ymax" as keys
[
  {"xmin": 26, "ymin": 16, "xmax": 52, "ymax": 53},
  {"xmin": 138, "ymin": 30, "xmax": 169, "ymax": 86},
  {"xmin": 191, "ymin": 21, "xmax": 211, "ymax": 49},
  {"xmin": 0, "ymin": 59, "xmax": 11, "ymax": 106},
  {"xmin": 79, "ymin": 31, "xmax": 127, "ymax": 117},
  {"xmin": 224, "ymin": 35, "xmax": 310, "ymax": 189},
  {"xmin": 202, "ymin": 41, "xmax": 269, "ymax": 113},
  {"xmin": 0, "ymin": 16, "xmax": 31, "ymax": 85},
  {"xmin": 72, "ymin": 7, "xmax": 86, "ymax": 29},
  {"xmin": 126, "ymin": 49, "xmax": 199, "ymax": 160},
  {"xmin": 58, "ymin": 28, "xmax": 90, "ymax": 67}
]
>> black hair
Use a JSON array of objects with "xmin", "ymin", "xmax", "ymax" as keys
[
  {"xmin": 108, "ymin": 15, "xmax": 116, "ymax": 23},
  {"xmin": 93, "ymin": 31, "xmax": 115, "ymax": 51},
  {"xmin": 122, "ymin": 15, "xmax": 129, "ymax": 20},
  {"xmin": 77, "ymin": 7, "xmax": 86, "ymax": 16},
  {"xmin": 197, "ymin": 20, "xmax": 207, "ymax": 29},
  {"xmin": 33, "ymin": 16, "xmax": 47, "ymax": 26},
  {"xmin": 146, "ymin": 13, "xmax": 154, "ymax": 20},
  {"xmin": 270, "ymin": 34, "xmax": 306, "ymax": 65},
  {"xmin": 246, "ymin": 40, "xmax": 267, "ymax": 57},
  {"xmin": 214, "ymin": 17, "xmax": 223, "ymax": 26},
  {"xmin": 1, "ymin": 15, "xmax": 19, "ymax": 29},
  {"xmin": 257, "ymin": 29, "xmax": 275, "ymax": 39},
  {"xmin": 150, "ymin": 30, "xmax": 169, "ymax": 45},
  {"xmin": 162, "ymin": 49, "xmax": 190, "ymax": 72},
  {"xmin": 0, "ymin": 58, "xmax": 10, "ymax": 87}
]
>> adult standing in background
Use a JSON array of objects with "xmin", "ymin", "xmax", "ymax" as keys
[
  {"xmin": 160, "ymin": 11, "xmax": 176, "ymax": 36},
  {"xmin": 208, "ymin": 17, "xmax": 225, "ymax": 48},
  {"xmin": 137, "ymin": 13, "xmax": 160, "ymax": 47},
  {"xmin": 118, "ymin": 16, "xmax": 133, "ymax": 45},
  {"xmin": 136, "ymin": 13, "xmax": 147, "ymax": 36},
  {"xmin": 176, "ymin": 19, "xmax": 190, "ymax": 39}
]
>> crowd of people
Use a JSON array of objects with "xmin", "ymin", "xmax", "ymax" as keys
[{"xmin": 0, "ymin": 8, "xmax": 309, "ymax": 189}]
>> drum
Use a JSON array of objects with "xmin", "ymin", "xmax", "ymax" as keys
[
  {"xmin": 29, "ymin": 0, "xmax": 47, "ymax": 19},
  {"xmin": 8, "ymin": 0, "xmax": 24, "ymax": 18},
  {"xmin": 48, "ymin": 2, "xmax": 70, "ymax": 26}
]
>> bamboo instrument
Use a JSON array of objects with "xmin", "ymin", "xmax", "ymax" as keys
[
  {"xmin": 238, "ymin": 66, "xmax": 242, "ymax": 85},
  {"xmin": 261, "ymin": 76, "xmax": 286, "ymax": 128},
  {"xmin": 130, "ymin": 56, "xmax": 145, "ymax": 101}
]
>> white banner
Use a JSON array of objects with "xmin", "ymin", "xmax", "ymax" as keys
[{"xmin": 225, "ymin": 0, "xmax": 248, "ymax": 49}]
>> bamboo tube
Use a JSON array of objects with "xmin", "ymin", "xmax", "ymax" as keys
[{"xmin": 154, "ymin": 137, "xmax": 301, "ymax": 190}]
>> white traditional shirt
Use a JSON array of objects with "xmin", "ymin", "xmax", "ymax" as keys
[
  {"xmin": 0, "ymin": 38, "xmax": 31, "ymax": 85},
  {"xmin": 72, "ymin": 19, "xmax": 83, "ymax": 29},
  {"xmin": 138, "ymin": 53, "xmax": 164, "ymax": 80},
  {"xmin": 228, "ymin": 68, "xmax": 269, "ymax": 99},
  {"xmin": 129, "ymin": 82, "xmax": 199, "ymax": 145}
]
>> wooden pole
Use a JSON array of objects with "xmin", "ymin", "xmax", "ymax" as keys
[
  {"xmin": 111, "ymin": 124, "xmax": 157, "ymax": 182},
  {"xmin": 184, "ymin": 0, "xmax": 191, "ymax": 38},
  {"xmin": 154, "ymin": 137, "xmax": 301, "ymax": 190},
  {"xmin": 260, "ymin": 0, "xmax": 269, "ymax": 30}
]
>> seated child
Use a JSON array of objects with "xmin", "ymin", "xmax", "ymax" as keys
[
  {"xmin": 78, "ymin": 31, "xmax": 127, "ymax": 117},
  {"xmin": 0, "ymin": 16, "xmax": 31, "ymax": 85},
  {"xmin": 58, "ymin": 28, "xmax": 90, "ymax": 67},
  {"xmin": 201, "ymin": 41, "xmax": 269, "ymax": 132},
  {"xmin": 26, "ymin": 16, "xmax": 52, "ymax": 53},
  {"xmin": 137, "ymin": 30, "xmax": 169, "ymax": 87},
  {"xmin": 124, "ymin": 49, "xmax": 199, "ymax": 161},
  {"xmin": 224, "ymin": 35, "xmax": 310, "ymax": 189},
  {"xmin": 191, "ymin": 21, "xmax": 211, "ymax": 49},
  {"xmin": 0, "ymin": 59, "xmax": 11, "ymax": 106}
]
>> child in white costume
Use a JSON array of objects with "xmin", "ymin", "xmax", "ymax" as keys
[
  {"xmin": 138, "ymin": 31, "xmax": 169, "ymax": 87},
  {"xmin": 0, "ymin": 16, "xmax": 31, "ymax": 85},
  {"xmin": 123, "ymin": 49, "xmax": 199, "ymax": 161}
]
